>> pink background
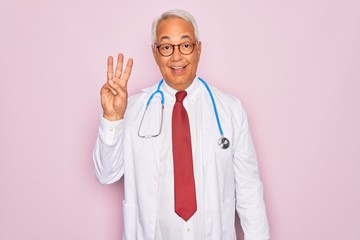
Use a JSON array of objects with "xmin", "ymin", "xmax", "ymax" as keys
[{"xmin": 1, "ymin": 0, "xmax": 359, "ymax": 239}]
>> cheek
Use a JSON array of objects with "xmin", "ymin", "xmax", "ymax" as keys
[
  {"xmin": 158, "ymin": 60, "xmax": 170, "ymax": 74},
  {"xmin": 155, "ymin": 56, "xmax": 163, "ymax": 66},
  {"xmin": 190, "ymin": 56, "xmax": 200, "ymax": 68},
  {"xmin": 154, "ymin": 52, "xmax": 167, "ymax": 67},
  {"xmin": 159, "ymin": 60, "xmax": 168, "ymax": 69}
]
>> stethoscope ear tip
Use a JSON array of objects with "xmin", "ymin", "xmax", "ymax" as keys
[{"xmin": 218, "ymin": 137, "xmax": 230, "ymax": 149}]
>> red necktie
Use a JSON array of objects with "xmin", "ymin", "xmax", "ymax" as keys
[{"xmin": 172, "ymin": 91, "xmax": 197, "ymax": 221}]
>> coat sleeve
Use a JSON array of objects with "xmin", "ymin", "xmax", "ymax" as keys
[
  {"xmin": 92, "ymin": 116, "xmax": 125, "ymax": 184},
  {"xmin": 232, "ymin": 99, "xmax": 270, "ymax": 240}
]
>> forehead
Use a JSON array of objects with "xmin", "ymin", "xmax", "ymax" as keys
[{"xmin": 156, "ymin": 17, "xmax": 195, "ymax": 42}]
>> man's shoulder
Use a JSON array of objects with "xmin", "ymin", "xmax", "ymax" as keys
[
  {"xmin": 128, "ymin": 82, "xmax": 159, "ymax": 102},
  {"xmin": 205, "ymin": 85, "xmax": 248, "ymax": 123},
  {"xmin": 207, "ymin": 84, "xmax": 243, "ymax": 107}
]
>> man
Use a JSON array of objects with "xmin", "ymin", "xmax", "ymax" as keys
[{"xmin": 93, "ymin": 9, "xmax": 270, "ymax": 240}]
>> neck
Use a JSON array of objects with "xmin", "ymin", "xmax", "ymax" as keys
[{"xmin": 164, "ymin": 76, "xmax": 196, "ymax": 91}]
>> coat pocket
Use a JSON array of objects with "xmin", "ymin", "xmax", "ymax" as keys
[
  {"xmin": 123, "ymin": 201, "xmax": 138, "ymax": 240},
  {"xmin": 221, "ymin": 198, "xmax": 236, "ymax": 240}
]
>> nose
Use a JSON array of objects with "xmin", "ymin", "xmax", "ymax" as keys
[{"xmin": 170, "ymin": 45, "xmax": 182, "ymax": 61}]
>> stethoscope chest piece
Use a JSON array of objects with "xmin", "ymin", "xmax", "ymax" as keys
[{"xmin": 218, "ymin": 136, "xmax": 230, "ymax": 149}]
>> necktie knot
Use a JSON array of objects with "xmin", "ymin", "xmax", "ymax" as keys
[{"xmin": 175, "ymin": 91, "xmax": 187, "ymax": 103}]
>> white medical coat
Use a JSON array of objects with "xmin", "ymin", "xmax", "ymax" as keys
[{"xmin": 93, "ymin": 78, "xmax": 270, "ymax": 240}]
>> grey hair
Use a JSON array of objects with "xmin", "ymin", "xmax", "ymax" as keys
[{"xmin": 151, "ymin": 9, "xmax": 200, "ymax": 44}]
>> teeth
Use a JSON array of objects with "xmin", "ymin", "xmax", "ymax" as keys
[{"xmin": 171, "ymin": 66, "xmax": 184, "ymax": 69}]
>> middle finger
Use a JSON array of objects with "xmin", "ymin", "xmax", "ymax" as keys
[
  {"xmin": 107, "ymin": 56, "xmax": 114, "ymax": 81},
  {"xmin": 114, "ymin": 53, "xmax": 124, "ymax": 81}
]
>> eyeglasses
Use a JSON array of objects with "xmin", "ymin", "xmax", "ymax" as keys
[{"xmin": 155, "ymin": 42, "xmax": 197, "ymax": 57}]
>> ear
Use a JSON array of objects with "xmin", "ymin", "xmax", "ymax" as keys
[
  {"xmin": 152, "ymin": 45, "xmax": 160, "ymax": 66},
  {"xmin": 196, "ymin": 41, "xmax": 202, "ymax": 57}
]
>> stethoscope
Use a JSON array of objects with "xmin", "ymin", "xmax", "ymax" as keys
[{"xmin": 138, "ymin": 77, "xmax": 230, "ymax": 149}]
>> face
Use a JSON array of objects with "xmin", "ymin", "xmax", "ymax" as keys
[{"xmin": 152, "ymin": 17, "xmax": 202, "ymax": 91}]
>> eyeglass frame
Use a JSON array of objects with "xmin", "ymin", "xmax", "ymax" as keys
[{"xmin": 153, "ymin": 42, "xmax": 198, "ymax": 57}]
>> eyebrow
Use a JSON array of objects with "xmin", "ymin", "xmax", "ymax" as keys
[{"xmin": 159, "ymin": 35, "xmax": 192, "ymax": 42}]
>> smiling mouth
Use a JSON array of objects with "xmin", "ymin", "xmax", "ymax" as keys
[
  {"xmin": 170, "ymin": 66, "xmax": 187, "ymax": 74},
  {"xmin": 170, "ymin": 65, "xmax": 187, "ymax": 70}
]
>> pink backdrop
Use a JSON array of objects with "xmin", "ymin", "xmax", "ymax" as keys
[{"xmin": 1, "ymin": 0, "xmax": 359, "ymax": 239}]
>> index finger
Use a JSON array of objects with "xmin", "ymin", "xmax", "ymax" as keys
[{"xmin": 120, "ymin": 58, "xmax": 134, "ymax": 88}]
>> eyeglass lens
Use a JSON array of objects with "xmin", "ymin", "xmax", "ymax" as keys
[{"xmin": 158, "ymin": 43, "xmax": 195, "ymax": 56}]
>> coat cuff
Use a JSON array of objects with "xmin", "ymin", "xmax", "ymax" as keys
[{"xmin": 99, "ymin": 115, "xmax": 124, "ymax": 145}]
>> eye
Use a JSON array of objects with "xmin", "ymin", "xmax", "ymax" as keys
[
  {"xmin": 182, "ymin": 43, "xmax": 191, "ymax": 49},
  {"xmin": 160, "ymin": 44, "xmax": 172, "ymax": 51}
]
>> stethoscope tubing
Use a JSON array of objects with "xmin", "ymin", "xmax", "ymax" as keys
[
  {"xmin": 139, "ymin": 77, "xmax": 230, "ymax": 149},
  {"xmin": 198, "ymin": 77, "xmax": 224, "ymax": 137},
  {"xmin": 146, "ymin": 79, "xmax": 165, "ymax": 106}
]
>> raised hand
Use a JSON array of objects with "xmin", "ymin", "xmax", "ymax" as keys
[{"xmin": 100, "ymin": 53, "xmax": 133, "ymax": 121}]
